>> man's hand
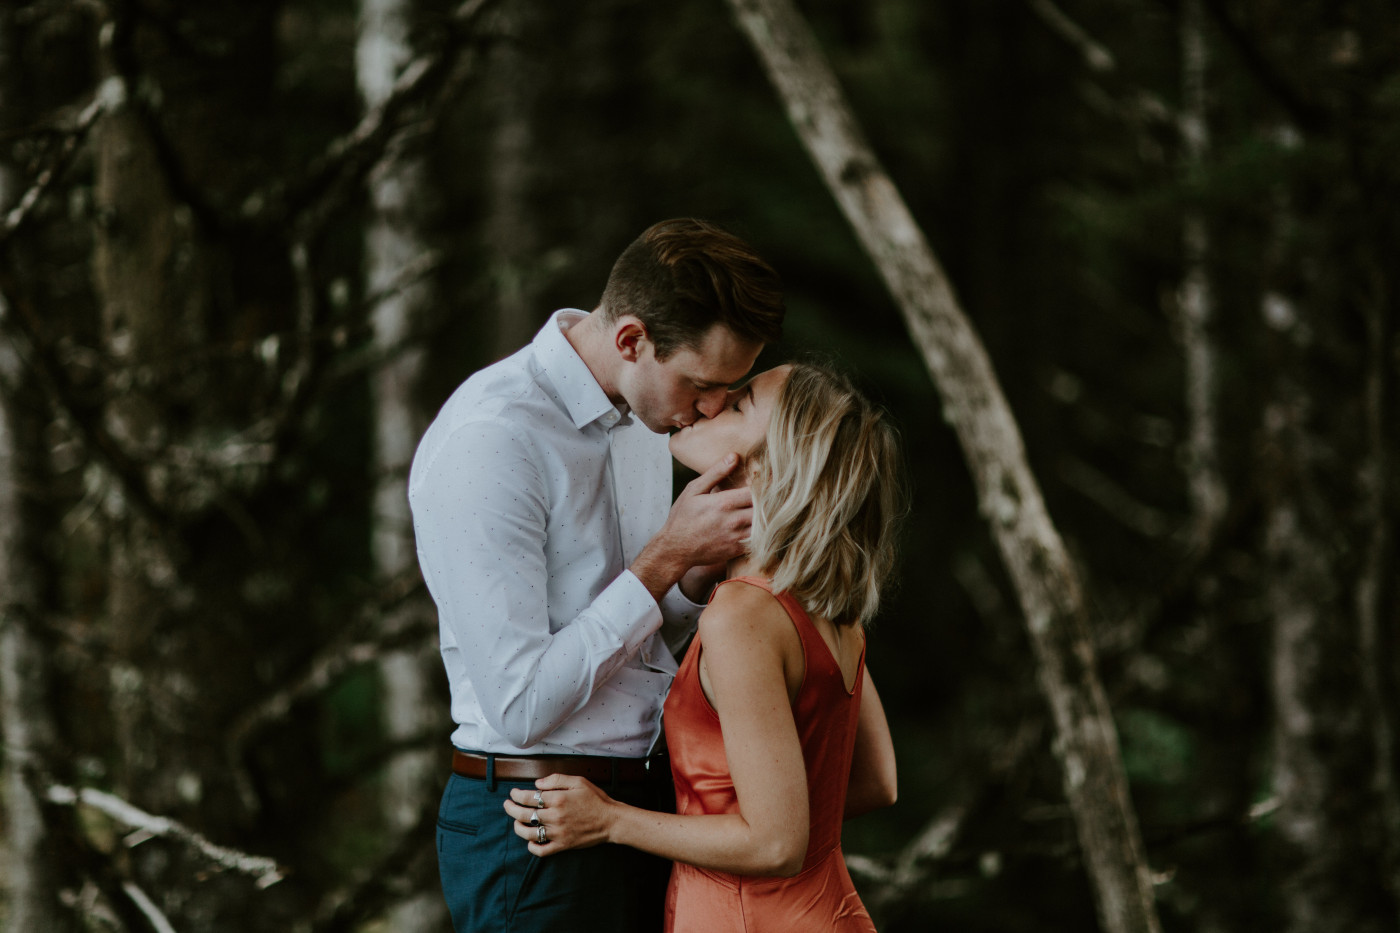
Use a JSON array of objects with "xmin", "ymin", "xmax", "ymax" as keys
[
  {"xmin": 679, "ymin": 562, "xmax": 727, "ymax": 604},
  {"xmin": 631, "ymin": 453, "xmax": 751, "ymax": 602}
]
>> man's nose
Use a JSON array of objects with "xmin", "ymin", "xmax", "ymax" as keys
[{"xmin": 695, "ymin": 389, "xmax": 727, "ymax": 420}]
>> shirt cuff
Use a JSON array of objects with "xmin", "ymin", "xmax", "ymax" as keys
[
  {"xmin": 658, "ymin": 585, "xmax": 704, "ymax": 657},
  {"xmin": 593, "ymin": 569, "xmax": 664, "ymax": 658},
  {"xmin": 661, "ymin": 583, "xmax": 705, "ymax": 615}
]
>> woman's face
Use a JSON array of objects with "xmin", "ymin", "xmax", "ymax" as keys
[{"xmin": 668, "ymin": 365, "xmax": 791, "ymax": 473}]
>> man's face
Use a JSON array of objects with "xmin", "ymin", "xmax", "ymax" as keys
[
  {"xmin": 668, "ymin": 364, "xmax": 791, "ymax": 473},
  {"xmin": 619, "ymin": 323, "xmax": 762, "ymax": 434}
]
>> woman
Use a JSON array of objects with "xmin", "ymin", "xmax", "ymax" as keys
[{"xmin": 504, "ymin": 362, "xmax": 903, "ymax": 931}]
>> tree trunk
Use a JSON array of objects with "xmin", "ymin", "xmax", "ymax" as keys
[
  {"xmin": 0, "ymin": 383, "xmax": 69, "ymax": 928},
  {"xmin": 482, "ymin": 0, "xmax": 546, "ymax": 360},
  {"xmin": 0, "ymin": 10, "xmax": 70, "ymax": 929},
  {"xmin": 0, "ymin": 183, "xmax": 69, "ymax": 933},
  {"xmin": 1259, "ymin": 133, "xmax": 1397, "ymax": 933},
  {"xmin": 723, "ymin": 2, "xmax": 1161, "ymax": 931},
  {"xmin": 88, "ymin": 5, "xmax": 304, "ymax": 927},
  {"xmin": 357, "ymin": 1, "xmax": 443, "ymax": 928},
  {"xmin": 1358, "ymin": 288, "xmax": 1400, "ymax": 924},
  {"xmin": 90, "ymin": 20, "xmax": 217, "ymax": 926},
  {"xmin": 0, "ymin": 380, "xmax": 67, "ymax": 933},
  {"xmin": 1262, "ymin": 382, "xmax": 1390, "ymax": 933},
  {"xmin": 93, "ymin": 7, "xmax": 191, "ymax": 810},
  {"xmin": 1176, "ymin": 0, "xmax": 1226, "ymax": 550}
]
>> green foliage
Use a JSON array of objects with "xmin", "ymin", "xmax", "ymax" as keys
[{"xmin": 1119, "ymin": 707, "xmax": 1195, "ymax": 785}]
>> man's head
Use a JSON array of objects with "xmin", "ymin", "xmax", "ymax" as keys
[{"xmin": 597, "ymin": 218, "xmax": 785, "ymax": 432}]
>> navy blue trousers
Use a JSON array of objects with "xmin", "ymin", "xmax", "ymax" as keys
[{"xmin": 436, "ymin": 765, "xmax": 674, "ymax": 933}]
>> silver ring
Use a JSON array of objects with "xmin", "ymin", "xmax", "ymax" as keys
[
  {"xmin": 537, "ymin": 824, "xmax": 548, "ymax": 845},
  {"xmin": 528, "ymin": 810, "xmax": 540, "ymax": 826},
  {"xmin": 533, "ymin": 790, "xmax": 544, "ymax": 808}
]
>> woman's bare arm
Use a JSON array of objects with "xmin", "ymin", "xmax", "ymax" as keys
[
  {"xmin": 844, "ymin": 666, "xmax": 897, "ymax": 819},
  {"xmin": 504, "ymin": 583, "xmax": 810, "ymax": 876}
]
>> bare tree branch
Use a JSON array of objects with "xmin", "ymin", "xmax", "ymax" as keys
[
  {"xmin": 1022, "ymin": 0, "xmax": 1115, "ymax": 73},
  {"xmin": 850, "ymin": 775, "xmax": 1285, "ymax": 919},
  {"xmin": 45, "ymin": 782, "xmax": 285, "ymax": 888},
  {"xmin": 251, "ymin": 0, "xmax": 504, "ymax": 231},
  {"xmin": 1196, "ymin": 0, "xmax": 1328, "ymax": 134},
  {"xmin": 121, "ymin": 880, "xmax": 177, "ymax": 933},
  {"xmin": 310, "ymin": 801, "xmax": 440, "ymax": 933},
  {"xmin": 1020, "ymin": 0, "xmax": 1176, "ymax": 132},
  {"xmin": 1058, "ymin": 455, "xmax": 1175, "ymax": 539},
  {"xmin": 0, "ymin": 90, "xmax": 107, "ymax": 243},
  {"xmin": 225, "ymin": 569, "xmax": 431, "ymax": 814},
  {"xmin": 847, "ymin": 718, "xmax": 1046, "ymax": 918},
  {"xmin": 0, "ymin": 274, "xmax": 178, "ymax": 548},
  {"xmin": 866, "ymin": 791, "xmax": 977, "ymax": 906}
]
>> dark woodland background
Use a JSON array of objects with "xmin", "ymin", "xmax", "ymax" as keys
[{"xmin": 1, "ymin": 0, "xmax": 1397, "ymax": 931}]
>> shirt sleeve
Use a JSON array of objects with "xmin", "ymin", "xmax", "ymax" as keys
[
  {"xmin": 658, "ymin": 586, "xmax": 704, "ymax": 658},
  {"xmin": 409, "ymin": 418, "xmax": 664, "ymax": 748}
]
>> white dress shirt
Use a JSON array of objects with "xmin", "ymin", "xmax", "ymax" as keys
[{"xmin": 408, "ymin": 309, "xmax": 703, "ymax": 757}]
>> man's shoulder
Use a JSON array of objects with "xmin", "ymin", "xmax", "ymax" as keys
[
  {"xmin": 436, "ymin": 348, "xmax": 560, "ymax": 430},
  {"xmin": 408, "ymin": 350, "xmax": 561, "ymax": 488}
]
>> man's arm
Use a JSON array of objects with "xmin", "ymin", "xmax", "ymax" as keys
[{"xmin": 410, "ymin": 420, "xmax": 662, "ymax": 748}]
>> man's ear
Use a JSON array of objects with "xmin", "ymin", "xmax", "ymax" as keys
[{"xmin": 614, "ymin": 318, "xmax": 649, "ymax": 362}]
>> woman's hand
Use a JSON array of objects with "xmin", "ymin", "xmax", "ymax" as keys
[{"xmin": 503, "ymin": 774, "xmax": 619, "ymax": 856}]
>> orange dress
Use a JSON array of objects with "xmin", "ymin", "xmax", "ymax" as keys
[{"xmin": 661, "ymin": 577, "xmax": 877, "ymax": 933}]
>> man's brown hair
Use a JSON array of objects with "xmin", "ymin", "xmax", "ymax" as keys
[{"xmin": 598, "ymin": 218, "xmax": 785, "ymax": 359}]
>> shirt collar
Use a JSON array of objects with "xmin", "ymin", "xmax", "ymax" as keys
[{"xmin": 534, "ymin": 309, "xmax": 628, "ymax": 430}]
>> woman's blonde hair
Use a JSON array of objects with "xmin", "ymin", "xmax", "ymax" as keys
[{"xmin": 748, "ymin": 363, "xmax": 906, "ymax": 627}]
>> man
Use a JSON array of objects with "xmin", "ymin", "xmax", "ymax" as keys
[{"xmin": 408, "ymin": 218, "xmax": 785, "ymax": 932}]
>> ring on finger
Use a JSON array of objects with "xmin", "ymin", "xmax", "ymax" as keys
[
  {"xmin": 528, "ymin": 810, "xmax": 540, "ymax": 826},
  {"xmin": 537, "ymin": 824, "xmax": 548, "ymax": 845},
  {"xmin": 532, "ymin": 790, "xmax": 544, "ymax": 809}
]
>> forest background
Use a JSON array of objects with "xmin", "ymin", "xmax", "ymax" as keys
[{"xmin": 1, "ymin": 0, "xmax": 1397, "ymax": 931}]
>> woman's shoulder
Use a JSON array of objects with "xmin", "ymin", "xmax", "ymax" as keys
[
  {"xmin": 698, "ymin": 578, "xmax": 807, "ymax": 701},
  {"xmin": 699, "ymin": 577, "xmax": 795, "ymax": 645}
]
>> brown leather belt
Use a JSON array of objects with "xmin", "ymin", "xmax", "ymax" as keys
[{"xmin": 452, "ymin": 749, "xmax": 661, "ymax": 785}]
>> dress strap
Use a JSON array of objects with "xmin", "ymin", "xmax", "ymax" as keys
[{"xmin": 710, "ymin": 575, "xmax": 774, "ymax": 597}]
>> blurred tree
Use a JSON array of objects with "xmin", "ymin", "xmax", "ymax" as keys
[
  {"xmin": 86, "ymin": 1, "xmax": 314, "ymax": 925},
  {"xmin": 0, "ymin": 9, "xmax": 69, "ymax": 923},
  {"xmin": 1243, "ymin": 7, "xmax": 1400, "ymax": 927},
  {"xmin": 357, "ymin": 0, "xmax": 447, "ymax": 929},
  {"xmin": 479, "ymin": 0, "xmax": 547, "ymax": 359},
  {"xmin": 1175, "ymin": 0, "xmax": 1226, "ymax": 550}
]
